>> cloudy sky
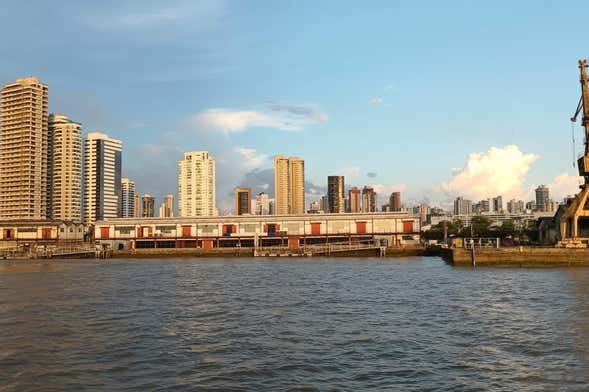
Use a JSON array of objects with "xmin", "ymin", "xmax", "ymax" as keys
[{"xmin": 1, "ymin": 0, "xmax": 587, "ymax": 213}]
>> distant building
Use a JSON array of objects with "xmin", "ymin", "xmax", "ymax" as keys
[
  {"xmin": 133, "ymin": 193, "xmax": 140, "ymax": 217},
  {"xmin": 492, "ymin": 196, "xmax": 503, "ymax": 213},
  {"xmin": 178, "ymin": 151, "xmax": 215, "ymax": 217},
  {"xmin": 507, "ymin": 199, "xmax": 524, "ymax": 214},
  {"xmin": 389, "ymin": 192, "xmax": 402, "ymax": 211},
  {"xmin": 235, "ymin": 187, "xmax": 252, "ymax": 215},
  {"xmin": 254, "ymin": 192, "xmax": 270, "ymax": 215},
  {"xmin": 361, "ymin": 186, "xmax": 377, "ymax": 212},
  {"xmin": 121, "ymin": 178, "xmax": 136, "ymax": 218},
  {"xmin": 158, "ymin": 194, "xmax": 174, "ymax": 218},
  {"xmin": 48, "ymin": 114, "xmax": 82, "ymax": 222},
  {"xmin": 535, "ymin": 185, "xmax": 549, "ymax": 212},
  {"xmin": 268, "ymin": 199, "xmax": 275, "ymax": 215},
  {"xmin": 348, "ymin": 187, "xmax": 361, "ymax": 213},
  {"xmin": 320, "ymin": 195, "xmax": 329, "ymax": 213},
  {"xmin": 141, "ymin": 194, "xmax": 155, "ymax": 218},
  {"xmin": 327, "ymin": 176, "xmax": 345, "ymax": 213},
  {"xmin": 419, "ymin": 203, "xmax": 429, "ymax": 225},
  {"xmin": 0, "ymin": 77, "xmax": 49, "ymax": 220},
  {"xmin": 344, "ymin": 198, "xmax": 350, "ymax": 213},
  {"xmin": 525, "ymin": 201, "xmax": 536, "ymax": 211},
  {"xmin": 308, "ymin": 201, "xmax": 322, "ymax": 213},
  {"xmin": 274, "ymin": 156, "xmax": 305, "ymax": 214},
  {"xmin": 83, "ymin": 132, "xmax": 122, "ymax": 224},
  {"xmin": 453, "ymin": 197, "xmax": 472, "ymax": 215}
]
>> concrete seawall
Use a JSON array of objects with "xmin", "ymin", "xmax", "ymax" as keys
[
  {"xmin": 111, "ymin": 247, "xmax": 426, "ymax": 259},
  {"xmin": 444, "ymin": 247, "xmax": 589, "ymax": 267}
]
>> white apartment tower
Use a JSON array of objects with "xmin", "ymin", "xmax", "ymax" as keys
[
  {"xmin": 48, "ymin": 114, "xmax": 82, "ymax": 221},
  {"xmin": 178, "ymin": 151, "xmax": 215, "ymax": 217},
  {"xmin": 0, "ymin": 77, "xmax": 49, "ymax": 220},
  {"xmin": 121, "ymin": 178, "xmax": 136, "ymax": 218},
  {"xmin": 83, "ymin": 132, "xmax": 122, "ymax": 223}
]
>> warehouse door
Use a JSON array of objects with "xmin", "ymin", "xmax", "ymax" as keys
[{"xmin": 311, "ymin": 223, "xmax": 321, "ymax": 236}]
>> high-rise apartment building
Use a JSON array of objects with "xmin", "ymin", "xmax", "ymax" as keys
[
  {"xmin": 507, "ymin": 199, "xmax": 525, "ymax": 214},
  {"xmin": 348, "ymin": 187, "xmax": 361, "ymax": 213},
  {"xmin": 0, "ymin": 77, "xmax": 49, "ymax": 220},
  {"xmin": 141, "ymin": 194, "xmax": 155, "ymax": 217},
  {"xmin": 235, "ymin": 187, "xmax": 252, "ymax": 215},
  {"xmin": 492, "ymin": 196, "xmax": 503, "ymax": 212},
  {"xmin": 83, "ymin": 132, "xmax": 122, "ymax": 224},
  {"xmin": 121, "ymin": 178, "xmax": 136, "ymax": 218},
  {"xmin": 327, "ymin": 176, "xmax": 345, "ymax": 213},
  {"xmin": 535, "ymin": 185, "xmax": 549, "ymax": 212},
  {"xmin": 453, "ymin": 196, "xmax": 472, "ymax": 215},
  {"xmin": 361, "ymin": 186, "xmax": 377, "ymax": 212},
  {"xmin": 133, "ymin": 193, "xmax": 140, "ymax": 217},
  {"xmin": 254, "ymin": 192, "xmax": 270, "ymax": 215},
  {"xmin": 274, "ymin": 156, "xmax": 305, "ymax": 215},
  {"xmin": 158, "ymin": 194, "xmax": 174, "ymax": 218},
  {"xmin": 389, "ymin": 192, "xmax": 402, "ymax": 211},
  {"xmin": 320, "ymin": 195, "xmax": 329, "ymax": 213},
  {"xmin": 48, "ymin": 114, "xmax": 82, "ymax": 221},
  {"xmin": 178, "ymin": 151, "xmax": 215, "ymax": 217}
]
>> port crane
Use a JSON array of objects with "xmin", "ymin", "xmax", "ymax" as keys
[
  {"xmin": 558, "ymin": 59, "xmax": 589, "ymax": 244},
  {"xmin": 571, "ymin": 59, "xmax": 589, "ymax": 184}
]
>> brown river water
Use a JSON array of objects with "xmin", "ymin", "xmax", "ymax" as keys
[{"xmin": 1, "ymin": 257, "xmax": 589, "ymax": 391}]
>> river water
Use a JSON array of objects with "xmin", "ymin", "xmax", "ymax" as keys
[{"xmin": 1, "ymin": 257, "xmax": 589, "ymax": 391}]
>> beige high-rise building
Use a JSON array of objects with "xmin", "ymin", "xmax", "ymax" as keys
[
  {"xmin": 235, "ymin": 187, "xmax": 252, "ymax": 215},
  {"xmin": 48, "ymin": 114, "xmax": 82, "ymax": 221},
  {"xmin": 141, "ymin": 194, "xmax": 155, "ymax": 217},
  {"xmin": 133, "ymin": 193, "xmax": 140, "ymax": 217},
  {"xmin": 159, "ymin": 194, "xmax": 174, "ymax": 218},
  {"xmin": 178, "ymin": 151, "xmax": 215, "ymax": 217},
  {"xmin": 0, "ymin": 77, "xmax": 49, "ymax": 220},
  {"xmin": 274, "ymin": 156, "xmax": 305, "ymax": 215}
]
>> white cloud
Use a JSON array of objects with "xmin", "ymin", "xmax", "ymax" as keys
[
  {"xmin": 441, "ymin": 145, "xmax": 538, "ymax": 201},
  {"xmin": 235, "ymin": 147, "xmax": 269, "ymax": 171},
  {"xmin": 369, "ymin": 183, "xmax": 407, "ymax": 196},
  {"xmin": 338, "ymin": 166, "xmax": 361, "ymax": 178},
  {"xmin": 85, "ymin": 0, "xmax": 224, "ymax": 30},
  {"xmin": 546, "ymin": 172, "xmax": 582, "ymax": 200},
  {"xmin": 370, "ymin": 97, "xmax": 383, "ymax": 105},
  {"xmin": 190, "ymin": 105, "xmax": 327, "ymax": 134}
]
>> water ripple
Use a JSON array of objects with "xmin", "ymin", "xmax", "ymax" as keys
[{"xmin": 1, "ymin": 258, "xmax": 589, "ymax": 391}]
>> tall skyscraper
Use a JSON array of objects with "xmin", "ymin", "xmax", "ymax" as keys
[
  {"xmin": 121, "ymin": 178, "xmax": 136, "ymax": 218},
  {"xmin": 141, "ymin": 194, "xmax": 155, "ymax": 217},
  {"xmin": 83, "ymin": 132, "xmax": 122, "ymax": 224},
  {"xmin": 274, "ymin": 156, "xmax": 305, "ymax": 215},
  {"xmin": 327, "ymin": 176, "xmax": 345, "ymax": 213},
  {"xmin": 178, "ymin": 151, "xmax": 215, "ymax": 217},
  {"xmin": 158, "ymin": 194, "xmax": 174, "ymax": 218},
  {"xmin": 348, "ymin": 187, "xmax": 361, "ymax": 213},
  {"xmin": 492, "ymin": 196, "xmax": 503, "ymax": 212},
  {"xmin": 389, "ymin": 192, "xmax": 402, "ymax": 211},
  {"xmin": 133, "ymin": 193, "xmax": 140, "ymax": 217},
  {"xmin": 235, "ymin": 187, "xmax": 252, "ymax": 215},
  {"xmin": 254, "ymin": 192, "xmax": 270, "ymax": 215},
  {"xmin": 453, "ymin": 196, "xmax": 472, "ymax": 215},
  {"xmin": 48, "ymin": 114, "xmax": 82, "ymax": 222},
  {"xmin": 361, "ymin": 186, "xmax": 377, "ymax": 212},
  {"xmin": 0, "ymin": 77, "xmax": 49, "ymax": 220},
  {"xmin": 535, "ymin": 185, "xmax": 549, "ymax": 212}
]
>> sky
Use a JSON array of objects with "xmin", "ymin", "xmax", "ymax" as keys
[{"xmin": 1, "ymin": 0, "xmax": 588, "ymax": 213}]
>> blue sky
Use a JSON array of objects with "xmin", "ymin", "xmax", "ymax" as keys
[{"xmin": 1, "ymin": 0, "xmax": 588, "ymax": 212}]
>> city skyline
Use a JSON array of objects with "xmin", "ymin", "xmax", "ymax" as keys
[{"xmin": 1, "ymin": 2, "xmax": 587, "ymax": 212}]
